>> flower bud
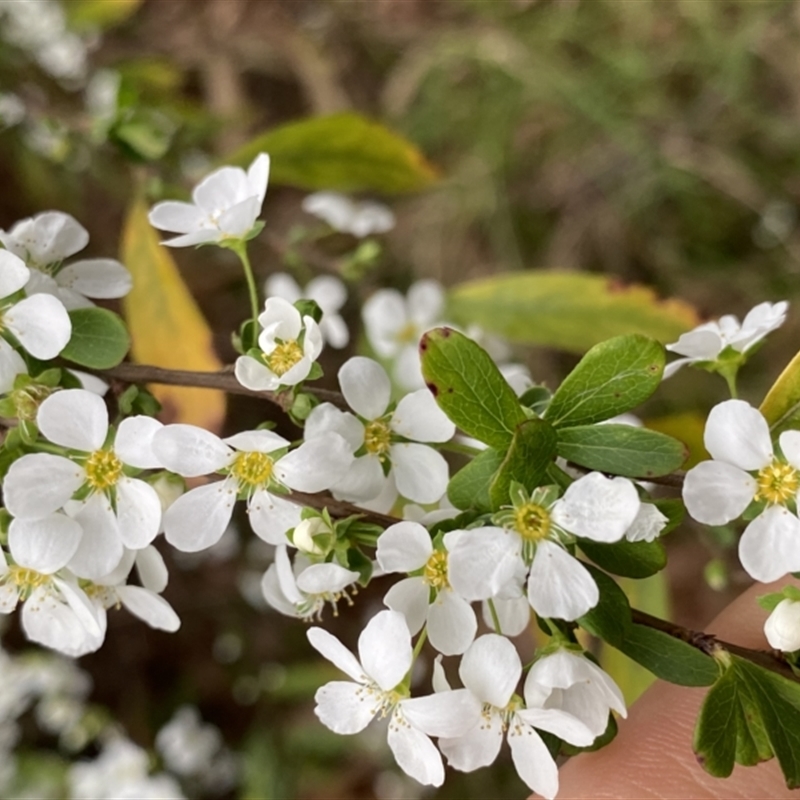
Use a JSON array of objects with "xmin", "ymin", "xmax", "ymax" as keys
[
  {"xmin": 764, "ymin": 598, "xmax": 800, "ymax": 652},
  {"xmin": 293, "ymin": 518, "xmax": 329, "ymax": 556}
]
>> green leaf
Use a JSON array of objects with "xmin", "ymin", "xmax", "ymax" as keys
[
  {"xmin": 227, "ymin": 113, "xmax": 439, "ymax": 194},
  {"xmin": 579, "ymin": 538, "xmax": 666, "ymax": 579},
  {"xmin": 448, "ymin": 447, "xmax": 504, "ymax": 512},
  {"xmin": 578, "ymin": 565, "xmax": 631, "ymax": 647},
  {"xmin": 693, "ymin": 666, "xmax": 745, "ymax": 777},
  {"xmin": 615, "ymin": 624, "xmax": 719, "ymax": 687},
  {"xmin": 556, "ymin": 424, "xmax": 688, "ymax": 478},
  {"xmin": 420, "ymin": 328, "xmax": 528, "ymax": 448},
  {"xmin": 760, "ymin": 347, "xmax": 800, "ymax": 435},
  {"xmin": 61, "ymin": 308, "xmax": 130, "ymax": 369},
  {"xmin": 447, "ymin": 272, "xmax": 698, "ymax": 354},
  {"xmin": 545, "ymin": 335, "xmax": 665, "ymax": 429},
  {"xmin": 489, "ymin": 419, "xmax": 558, "ymax": 508}
]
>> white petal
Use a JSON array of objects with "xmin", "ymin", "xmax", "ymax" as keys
[
  {"xmin": 439, "ymin": 712, "xmax": 504, "ymax": 771},
  {"xmin": 338, "ymin": 357, "xmax": 390, "ymax": 419},
  {"xmin": 625, "ymin": 503, "xmax": 668, "ymax": 543},
  {"xmin": 57, "ymin": 258, "xmax": 132, "ymax": 299},
  {"xmin": 117, "ymin": 586, "xmax": 180, "ymax": 631},
  {"xmin": 296, "ymin": 563, "xmax": 359, "ymax": 595},
  {"xmin": 265, "ymin": 272, "xmax": 301, "ymax": 303},
  {"xmin": 393, "ymin": 344, "xmax": 425, "ymax": 391},
  {"xmin": 331, "ymin": 455, "xmax": 386, "ymax": 503},
  {"xmin": 225, "ymin": 428, "xmax": 290, "ymax": 454},
  {"xmin": 551, "ymin": 473, "xmax": 639, "ymax": 543},
  {"xmin": 38, "ymin": 389, "xmax": 108, "ymax": 451},
  {"xmin": 307, "ymin": 628, "xmax": 364, "ymax": 682},
  {"xmin": 152, "ymin": 424, "xmax": 232, "ymax": 477},
  {"xmin": 246, "ymin": 153, "xmax": 271, "ymax": 206},
  {"xmin": 261, "ymin": 564, "xmax": 299, "ymax": 616},
  {"xmin": 704, "ymin": 399, "xmax": 773, "ymax": 470},
  {"xmin": 376, "ymin": 521, "xmax": 432, "ymax": 573},
  {"xmin": 67, "ymin": 494, "xmax": 124, "ymax": 580},
  {"xmin": 459, "ymin": 633, "xmax": 521, "ymax": 707},
  {"xmin": 780, "ymin": 430, "xmax": 800, "ymax": 470},
  {"xmin": 234, "ymin": 355, "xmax": 280, "ymax": 391},
  {"xmin": 52, "ymin": 577, "xmax": 104, "ymax": 638},
  {"xmin": 275, "ymin": 433, "xmax": 354, "ymax": 493},
  {"xmin": 482, "ymin": 596, "xmax": 531, "ymax": 637},
  {"xmin": 3, "ymin": 453, "xmax": 84, "ymax": 519},
  {"xmin": 0, "ymin": 250, "xmax": 31, "ymax": 296},
  {"xmin": 248, "ymin": 490, "xmax": 302, "ymax": 545},
  {"xmin": 193, "ymin": 166, "xmax": 250, "ymax": 211},
  {"xmin": 0, "ymin": 583, "xmax": 19, "ymax": 613},
  {"xmin": 427, "ymin": 590, "xmax": 477, "ymax": 656},
  {"xmin": 115, "ymin": 416, "xmax": 163, "ymax": 468},
  {"xmin": 387, "ymin": 717, "xmax": 444, "ymax": 787},
  {"xmin": 682, "ymin": 460, "xmax": 756, "ymax": 525},
  {"xmin": 0, "ymin": 336, "xmax": 26, "ymax": 392},
  {"xmin": 392, "ymin": 389, "xmax": 455, "ymax": 443},
  {"xmin": 362, "ymin": 289, "xmax": 406, "ymax": 358},
  {"xmin": 162, "ymin": 480, "xmax": 236, "ymax": 552},
  {"xmin": 528, "ymin": 541, "xmax": 599, "ymax": 621},
  {"xmin": 21, "ymin": 587, "xmax": 98, "ymax": 656},
  {"xmin": 314, "ymin": 681, "xmax": 375, "ymax": 734},
  {"xmin": 401, "ymin": 689, "xmax": 481, "ymax": 738},
  {"xmin": 135, "ymin": 546, "xmax": 168, "ymax": 593},
  {"xmin": 358, "ymin": 609, "xmax": 412, "ymax": 691},
  {"xmin": 738, "ymin": 506, "xmax": 800, "ymax": 582},
  {"xmin": 116, "ymin": 477, "xmax": 161, "ymax": 548},
  {"xmin": 320, "ymin": 314, "xmax": 349, "ymax": 349},
  {"xmin": 383, "ymin": 577, "xmax": 429, "ymax": 636},
  {"xmin": 305, "ymin": 403, "xmax": 363, "ymax": 450},
  {"xmin": 161, "ymin": 229, "xmax": 220, "ymax": 248},
  {"xmin": 217, "ymin": 196, "xmax": 260, "ymax": 237},
  {"xmin": 516, "ymin": 706, "xmax": 595, "ymax": 747},
  {"xmin": 148, "ymin": 201, "xmax": 207, "ymax": 233},
  {"xmin": 5, "ymin": 294, "xmax": 71, "ymax": 359},
  {"xmin": 446, "ymin": 527, "xmax": 521, "ymax": 601},
  {"xmin": 8, "ymin": 513, "xmax": 82, "ymax": 573},
  {"xmin": 302, "ymin": 192, "xmax": 356, "ymax": 232},
  {"xmin": 391, "ymin": 443, "xmax": 449, "ymax": 504},
  {"xmin": 665, "ymin": 326, "xmax": 723, "ymax": 359},
  {"xmin": 258, "ymin": 296, "xmax": 302, "ymax": 341},
  {"xmin": 508, "ymin": 721, "xmax": 560, "ymax": 799},
  {"xmin": 408, "ymin": 280, "xmax": 445, "ymax": 327},
  {"xmin": 306, "ymin": 274, "xmax": 347, "ymax": 313},
  {"xmin": 764, "ymin": 599, "xmax": 800, "ymax": 652}
]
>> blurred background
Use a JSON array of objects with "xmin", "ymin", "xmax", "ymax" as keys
[{"xmin": 1, "ymin": 0, "xmax": 799, "ymax": 797}]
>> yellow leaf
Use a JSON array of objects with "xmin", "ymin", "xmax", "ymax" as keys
[
  {"xmin": 760, "ymin": 347, "xmax": 800, "ymax": 435},
  {"xmin": 120, "ymin": 198, "xmax": 226, "ymax": 431}
]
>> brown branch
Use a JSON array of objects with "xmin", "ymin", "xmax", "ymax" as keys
[
  {"xmin": 91, "ymin": 363, "xmax": 348, "ymax": 411},
  {"xmin": 631, "ymin": 608, "xmax": 798, "ymax": 684}
]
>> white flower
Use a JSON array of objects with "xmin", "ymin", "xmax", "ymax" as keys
[
  {"xmin": 624, "ymin": 502, "xmax": 668, "ymax": 543},
  {"xmin": 302, "ymin": 192, "xmax": 395, "ymax": 237},
  {"xmin": 261, "ymin": 545, "xmax": 360, "ymax": 620},
  {"xmin": 152, "ymin": 425, "xmax": 353, "ymax": 551},
  {"xmin": 307, "ymin": 609, "xmax": 480, "ymax": 787},
  {"xmin": 446, "ymin": 475, "xmax": 641, "ymax": 621},
  {"xmin": 362, "ymin": 280, "xmax": 446, "ymax": 390},
  {"xmin": 305, "ymin": 357, "xmax": 455, "ymax": 508},
  {"xmin": 234, "ymin": 296, "xmax": 323, "ymax": 391},
  {"xmin": 437, "ymin": 634, "xmax": 594, "ymax": 800},
  {"xmin": 664, "ymin": 301, "xmax": 788, "ymax": 378},
  {"xmin": 0, "ymin": 550, "xmax": 103, "ymax": 657},
  {"xmin": 156, "ymin": 706, "xmax": 223, "ymax": 778},
  {"xmin": 683, "ymin": 399, "xmax": 800, "ymax": 582},
  {"xmin": 0, "ymin": 211, "xmax": 132, "ymax": 309},
  {"xmin": 68, "ymin": 737, "xmax": 185, "ymax": 800},
  {"xmin": 764, "ymin": 598, "xmax": 800, "ymax": 652},
  {"xmin": 148, "ymin": 153, "xmax": 270, "ymax": 247},
  {"xmin": 376, "ymin": 521, "xmax": 476, "ymax": 656},
  {"xmin": 524, "ymin": 649, "xmax": 626, "ymax": 738},
  {"xmin": 0, "ymin": 250, "xmax": 71, "ymax": 359},
  {"xmin": 84, "ymin": 546, "xmax": 180, "ymax": 634},
  {"xmin": 2, "ymin": 390, "xmax": 164, "ymax": 580},
  {"xmin": 266, "ymin": 271, "xmax": 349, "ymax": 349}
]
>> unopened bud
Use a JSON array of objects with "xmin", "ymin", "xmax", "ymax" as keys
[
  {"xmin": 764, "ymin": 598, "xmax": 800, "ymax": 652},
  {"xmin": 293, "ymin": 518, "xmax": 329, "ymax": 556}
]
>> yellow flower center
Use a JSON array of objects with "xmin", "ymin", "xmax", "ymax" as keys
[
  {"xmin": 514, "ymin": 502, "xmax": 551, "ymax": 542},
  {"xmin": 230, "ymin": 451, "xmax": 274, "ymax": 488},
  {"xmin": 396, "ymin": 321, "xmax": 418, "ymax": 345},
  {"xmin": 423, "ymin": 550, "xmax": 449, "ymax": 590},
  {"xmin": 7, "ymin": 565, "xmax": 49, "ymax": 592},
  {"xmin": 364, "ymin": 420, "xmax": 392, "ymax": 456},
  {"xmin": 755, "ymin": 461, "xmax": 799, "ymax": 505},
  {"xmin": 267, "ymin": 340, "xmax": 303, "ymax": 377},
  {"xmin": 84, "ymin": 449, "xmax": 123, "ymax": 491}
]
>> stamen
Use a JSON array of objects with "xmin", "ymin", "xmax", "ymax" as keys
[
  {"xmin": 423, "ymin": 550, "xmax": 449, "ymax": 590},
  {"xmin": 755, "ymin": 461, "xmax": 799, "ymax": 505},
  {"xmin": 84, "ymin": 449, "xmax": 123, "ymax": 491},
  {"xmin": 514, "ymin": 502, "xmax": 551, "ymax": 542},
  {"xmin": 230, "ymin": 451, "xmax": 274, "ymax": 488},
  {"xmin": 364, "ymin": 420, "xmax": 391, "ymax": 456},
  {"xmin": 267, "ymin": 340, "xmax": 304, "ymax": 377}
]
